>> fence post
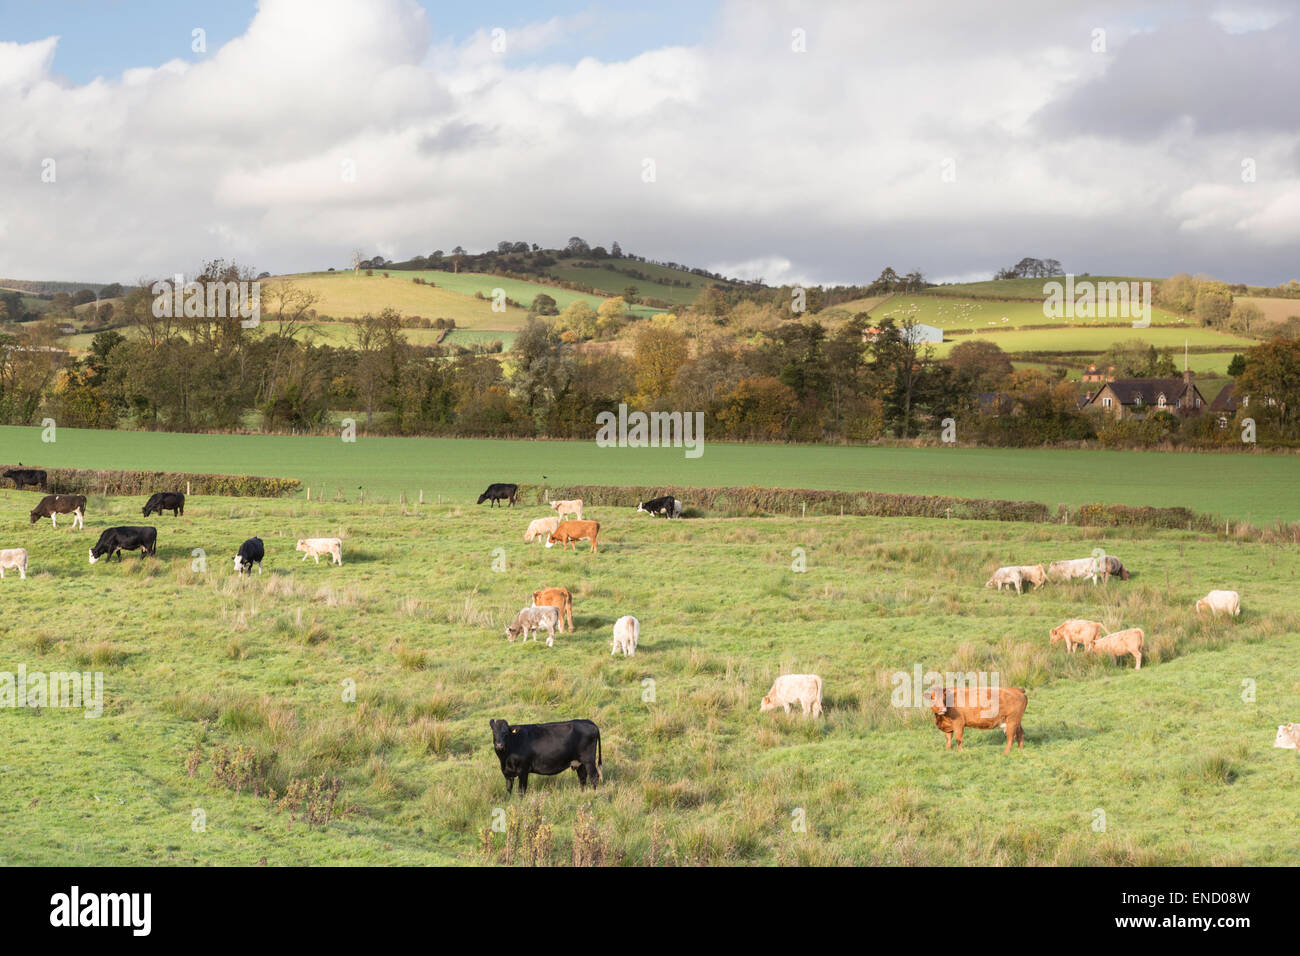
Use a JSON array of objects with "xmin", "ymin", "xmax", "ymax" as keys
[
  {"xmin": 419, "ymin": 489, "xmax": 424, "ymax": 505},
  {"xmin": 307, "ymin": 487, "xmax": 311, "ymax": 501},
  {"xmin": 186, "ymin": 480, "xmax": 191, "ymax": 496}
]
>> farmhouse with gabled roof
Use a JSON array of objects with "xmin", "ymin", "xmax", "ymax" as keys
[{"xmin": 1082, "ymin": 370, "xmax": 1207, "ymax": 419}]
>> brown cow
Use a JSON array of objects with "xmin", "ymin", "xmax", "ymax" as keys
[
  {"xmin": 1091, "ymin": 627, "xmax": 1144, "ymax": 669},
  {"xmin": 545, "ymin": 520, "xmax": 600, "ymax": 553},
  {"xmin": 532, "ymin": 587, "xmax": 574, "ymax": 633},
  {"xmin": 929, "ymin": 685, "xmax": 1027, "ymax": 754}
]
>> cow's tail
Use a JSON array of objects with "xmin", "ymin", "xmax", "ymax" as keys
[{"xmin": 596, "ymin": 728, "xmax": 602, "ymax": 779}]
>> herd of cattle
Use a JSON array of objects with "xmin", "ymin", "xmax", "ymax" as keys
[
  {"xmin": 1, "ymin": 486, "xmax": 345, "ymax": 578},
  {"xmin": 2, "ymin": 469, "xmax": 1286, "ymax": 797}
]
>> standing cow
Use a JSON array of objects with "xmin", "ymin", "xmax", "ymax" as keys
[
  {"xmin": 488, "ymin": 718, "xmax": 602, "ymax": 794},
  {"xmin": 142, "ymin": 492, "xmax": 185, "ymax": 517},
  {"xmin": 30, "ymin": 494, "xmax": 86, "ymax": 530},
  {"xmin": 3, "ymin": 467, "xmax": 46, "ymax": 491},
  {"xmin": 477, "ymin": 483, "xmax": 518, "ymax": 507}
]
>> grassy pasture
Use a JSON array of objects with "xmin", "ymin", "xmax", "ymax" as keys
[
  {"xmin": 930, "ymin": 326, "xmax": 1255, "ymax": 357},
  {"xmin": 543, "ymin": 261, "xmax": 723, "ymax": 307},
  {"xmin": 0, "ymin": 491, "xmax": 1296, "ymax": 865},
  {"xmin": 927, "ymin": 276, "xmax": 1161, "ymax": 300},
  {"xmin": 1235, "ymin": 296, "xmax": 1300, "ymax": 326},
  {"xmin": 4, "ymin": 426, "xmax": 1299, "ymax": 522}
]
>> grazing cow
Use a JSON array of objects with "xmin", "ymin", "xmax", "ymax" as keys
[
  {"xmin": 233, "ymin": 537, "xmax": 265, "ymax": 575},
  {"xmin": 985, "ymin": 566, "xmax": 1024, "ymax": 594},
  {"xmin": 611, "ymin": 615, "xmax": 639, "ymax": 656},
  {"xmin": 531, "ymin": 587, "xmax": 574, "ymax": 633},
  {"xmin": 89, "ymin": 526, "xmax": 157, "ymax": 563},
  {"xmin": 506, "ymin": 605, "xmax": 561, "ymax": 645},
  {"xmin": 929, "ymin": 685, "xmax": 1027, "ymax": 754},
  {"xmin": 142, "ymin": 491, "xmax": 185, "ymax": 517},
  {"xmin": 545, "ymin": 520, "xmax": 600, "ymax": 553},
  {"xmin": 1091, "ymin": 627, "xmax": 1145, "ymax": 669},
  {"xmin": 2, "ymin": 467, "xmax": 46, "ymax": 490},
  {"xmin": 636, "ymin": 495, "xmax": 681, "ymax": 519},
  {"xmin": 296, "ymin": 537, "xmax": 342, "ymax": 565},
  {"xmin": 1195, "ymin": 590, "xmax": 1240, "ymax": 618},
  {"xmin": 0, "ymin": 548, "xmax": 28, "ymax": 580},
  {"xmin": 760, "ymin": 674, "xmax": 823, "ymax": 717},
  {"xmin": 1273, "ymin": 724, "xmax": 1300, "ymax": 751},
  {"xmin": 548, "ymin": 498, "xmax": 583, "ymax": 521},
  {"xmin": 524, "ymin": 516, "xmax": 560, "ymax": 543},
  {"xmin": 1049, "ymin": 619, "xmax": 1106, "ymax": 653},
  {"xmin": 1102, "ymin": 555, "xmax": 1130, "ymax": 580},
  {"xmin": 29, "ymin": 494, "xmax": 86, "ymax": 530},
  {"xmin": 1015, "ymin": 564, "xmax": 1046, "ymax": 590},
  {"xmin": 1048, "ymin": 557, "xmax": 1106, "ymax": 585},
  {"xmin": 477, "ymin": 483, "xmax": 518, "ymax": 507},
  {"xmin": 488, "ymin": 718, "xmax": 602, "ymax": 795}
]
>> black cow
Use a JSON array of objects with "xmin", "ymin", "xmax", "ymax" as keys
[
  {"xmin": 234, "ymin": 537, "xmax": 264, "ymax": 575},
  {"xmin": 489, "ymin": 718, "xmax": 602, "ymax": 795},
  {"xmin": 477, "ymin": 483, "xmax": 518, "ymax": 507},
  {"xmin": 30, "ymin": 494, "xmax": 87, "ymax": 529},
  {"xmin": 89, "ymin": 526, "xmax": 157, "ymax": 564},
  {"xmin": 3, "ymin": 467, "xmax": 46, "ymax": 491},
  {"xmin": 142, "ymin": 491, "xmax": 185, "ymax": 517},
  {"xmin": 636, "ymin": 495, "xmax": 681, "ymax": 519}
]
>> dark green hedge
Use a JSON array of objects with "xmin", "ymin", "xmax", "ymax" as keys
[
  {"xmin": 518, "ymin": 483, "xmax": 1232, "ymax": 534},
  {"xmin": 1, "ymin": 464, "xmax": 300, "ymax": 498}
]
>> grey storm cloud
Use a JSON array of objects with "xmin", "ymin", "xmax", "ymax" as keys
[{"xmin": 1035, "ymin": 14, "xmax": 1300, "ymax": 138}]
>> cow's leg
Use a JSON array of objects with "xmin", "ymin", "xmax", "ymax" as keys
[
  {"xmin": 517, "ymin": 773, "xmax": 528, "ymax": 795},
  {"xmin": 1134, "ymin": 651, "xmax": 1142, "ymax": 670},
  {"xmin": 943, "ymin": 731, "xmax": 953, "ymax": 750},
  {"xmin": 953, "ymin": 719, "xmax": 965, "ymax": 750},
  {"xmin": 575, "ymin": 764, "xmax": 588, "ymax": 788},
  {"xmin": 51, "ymin": 513, "xmax": 57, "ymax": 528},
  {"xmin": 18, "ymin": 566, "xmax": 24, "ymax": 580},
  {"xmin": 505, "ymin": 774, "xmax": 515, "ymax": 795}
]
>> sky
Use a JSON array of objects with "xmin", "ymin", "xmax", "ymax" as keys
[{"xmin": 1, "ymin": 0, "xmax": 1297, "ymax": 287}]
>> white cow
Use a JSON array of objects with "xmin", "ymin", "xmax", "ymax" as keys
[
  {"xmin": 1048, "ymin": 557, "xmax": 1105, "ymax": 585},
  {"xmin": 985, "ymin": 566, "xmax": 1024, "ymax": 594},
  {"xmin": 506, "ymin": 605, "xmax": 561, "ymax": 646},
  {"xmin": 296, "ymin": 537, "xmax": 343, "ymax": 565},
  {"xmin": 1273, "ymin": 724, "xmax": 1300, "ymax": 750},
  {"xmin": 524, "ymin": 516, "xmax": 560, "ymax": 543},
  {"xmin": 760, "ymin": 674, "xmax": 823, "ymax": 717},
  {"xmin": 611, "ymin": 615, "xmax": 639, "ymax": 656},
  {"xmin": 548, "ymin": 498, "xmax": 583, "ymax": 522},
  {"xmin": 0, "ymin": 548, "xmax": 28, "ymax": 580},
  {"xmin": 1195, "ymin": 590, "xmax": 1240, "ymax": 618}
]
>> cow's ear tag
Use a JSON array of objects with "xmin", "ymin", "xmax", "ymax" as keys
[{"xmin": 511, "ymin": 728, "xmax": 517, "ymax": 734}]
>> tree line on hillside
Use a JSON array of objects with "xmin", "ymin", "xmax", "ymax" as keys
[{"xmin": 5, "ymin": 261, "xmax": 1300, "ymax": 447}]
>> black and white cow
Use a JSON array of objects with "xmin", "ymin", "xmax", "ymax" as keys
[
  {"xmin": 142, "ymin": 492, "xmax": 185, "ymax": 517},
  {"xmin": 89, "ymin": 526, "xmax": 157, "ymax": 563},
  {"xmin": 636, "ymin": 495, "xmax": 681, "ymax": 519},
  {"xmin": 488, "ymin": 718, "xmax": 602, "ymax": 795},
  {"xmin": 3, "ymin": 467, "xmax": 46, "ymax": 491},
  {"xmin": 30, "ymin": 494, "xmax": 86, "ymax": 530},
  {"xmin": 477, "ymin": 483, "xmax": 518, "ymax": 507},
  {"xmin": 233, "ymin": 537, "xmax": 265, "ymax": 575}
]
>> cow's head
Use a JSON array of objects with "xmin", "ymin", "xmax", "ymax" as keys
[
  {"xmin": 927, "ymin": 687, "xmax": 948, "ymax": 714},
  {"xmin": 141, "ymin": 505, "xmax": 151, "ymax": 517},
  {"xmin": 489, "ymin": 719, "xmax": 511, "ymax": 752},
  {"xmin": 88, "ymin": 547, "xmax": 98, "ymax": 565},
  {"xmin": 758, "ymin": 695, "xmax": 776, "ymax": 713},
  {"xmin": 505, "ymin": 623, "xmax": 523, "ymax": 642},
  {"xmin": 476, "ymin": 493, "xmax": 488, "ymax": 504},
  {"xmin": 295, "ymin": 539, "xmax": 307, "ymax": 551},
  {"xmin": 233, "ymin": 554, "xmax": 244, "ymax": 573},
  {"xmin": 29, "ymin": 509, "xmax": 40, "ymax": 524},
  {"xmin": 984, "ymin": 577, "xmax": 995, "ymax": 588},
  {"xmin": 636, "ymin": 502, "xmax": 646, "ymax": 514},
  {"xmin": 1049, "ymin": 625, "xmax": 1064, "ymax": 643},
  {"xmin": 544, "ymin": 533, "xmax": 556, "ymax": 549}
]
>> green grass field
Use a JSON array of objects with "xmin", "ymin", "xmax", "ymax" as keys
[
  {"xmin": 874, "ymin": 295, "xmax": 1189, "ymax": 332},
  {"xmin": 932, "ymin": 326, "xmax": 1254, "ymax": 357},
  {"xmin": 543, "ymin": 261, "xmax": 723, "ymax": 307},
  {"xmin": 927, "ymin": 276, "xmax": 1161, "ymax": 300},
  {"xmin": 4, "ymin": 426, "xmax": 1299, "ymax": 522},
  {"xmin": 1, "ymin": 489, "xmax": 1296, "ymax": 865}
]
